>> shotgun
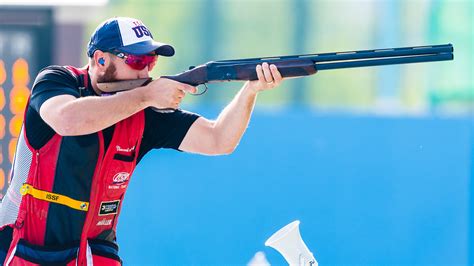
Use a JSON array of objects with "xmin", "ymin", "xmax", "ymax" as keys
[{"xmin": 97, "ymin": 43, "xmax": 453, "ymax": 93}]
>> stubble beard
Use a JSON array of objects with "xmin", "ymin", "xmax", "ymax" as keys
[{"xmin": 96, "ymin": 63, "xmax": 117, "ymax": 83}]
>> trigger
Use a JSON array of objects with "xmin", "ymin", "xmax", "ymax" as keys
[{"xmin": 190, "ymin": 83, "xmax": 209, "ymax": 96}]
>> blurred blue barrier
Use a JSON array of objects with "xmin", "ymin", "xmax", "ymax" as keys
[{"xmin": 118, "ymin": 108, "xmax": 471, "ymax": 265}]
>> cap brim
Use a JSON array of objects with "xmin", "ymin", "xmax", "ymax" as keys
[{"xmin": 119, "ymin": 40, "xmax": 175, "ymax": 57}]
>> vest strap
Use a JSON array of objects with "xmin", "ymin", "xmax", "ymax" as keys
[{"xmin": 20, "ymin": 184, "xmax": 89, "ymax": 212}]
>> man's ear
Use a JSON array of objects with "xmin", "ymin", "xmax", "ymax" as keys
[{"xmin": 93, "ymin": 50, "xmax": 108, "ymax": 69}]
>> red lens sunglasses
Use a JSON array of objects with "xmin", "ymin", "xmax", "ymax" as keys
[{"xmin": 108, "ymin": 50, "xmax": 157, "ymax": 70}]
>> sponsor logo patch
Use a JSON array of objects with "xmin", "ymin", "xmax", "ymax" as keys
[
  {"xmin": 99, "ymin": 200, "xmax": 120, "ymax": 216},
  {"xmin": 116, "ymin": 145, "xmax": 135, "ymax": 153},
  {"xmin": 96, "ymin": 218, "xmax": 113, "ymax": 226},
  {"xmin": 46, "ymin": 193, "xmax": 59, "ymax": 201},
  {"xmin": 108, "ymin": 172, "xmax": 130, "ymax": 190},
  {"xmin": 113, "ymin": 172, "xmax": 130, "ymax": 185}
]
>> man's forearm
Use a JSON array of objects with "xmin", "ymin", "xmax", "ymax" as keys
[
  {"xmin": 212, "ymin": 82, "xmax": 258, "ymax": 152},
  {"xmin": 178, "ymin": 63, "xmax": 281, "ymax": 155},
  {"xmin": 47, "ymin": 87, "xmax": 149, "ymax": 136}
]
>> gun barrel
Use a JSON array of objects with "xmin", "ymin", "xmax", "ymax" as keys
[
  {"xmin": 212, "ymin": 44, "xmax": 453, "ymax": 65},
  {"xmin": 309, "ymin": 44, "xmax": 452, "ymax": 63},
  {"xmin": 315, "ymin": 52, "xmax": 453, "ymax": 70}
]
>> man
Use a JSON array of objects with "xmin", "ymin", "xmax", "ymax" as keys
[{"xmin": 0, "ymin": 17, "xmax": 282, "ymax": 265}]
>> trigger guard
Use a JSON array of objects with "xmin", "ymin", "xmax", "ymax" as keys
[{"xmin": 190, "ymin": 83, "xmax": 208, "ymax": 96}]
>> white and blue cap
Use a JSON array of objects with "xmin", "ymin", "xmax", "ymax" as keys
[{"xmin": 87, "ymin": 17, "xmax": 175, "ymax": 57}]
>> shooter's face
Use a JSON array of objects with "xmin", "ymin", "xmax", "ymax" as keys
[
  {"xmin": 96, "ymin": 53, "xmax": 155, "ymax": 83},
  {"xmin": 112, "ymin": 54, "xmax": 154, "ymax": 80}
]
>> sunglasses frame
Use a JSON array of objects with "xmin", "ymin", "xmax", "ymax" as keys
[{"xmin": 106, "ymin": 50, "xmax": 157, "ymax": 70}]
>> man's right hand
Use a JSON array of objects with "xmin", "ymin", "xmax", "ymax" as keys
[
  {"xmin": 40, "ymin": 78, "xmax": 196, "ymax": 136},
  {"xmin": 143, "ymin": 78, "xmax": 197, "ymax": 110}
]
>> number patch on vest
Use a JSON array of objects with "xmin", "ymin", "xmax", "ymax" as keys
[{"xmin": 99, "ymin": 200, "xmax": 120, "ymax": 216}]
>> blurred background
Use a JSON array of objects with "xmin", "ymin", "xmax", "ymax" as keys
[{"xmin": 0, "ymin": 0, "xmax": 472, "ymax": 265}]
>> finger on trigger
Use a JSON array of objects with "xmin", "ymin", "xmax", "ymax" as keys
[
  {"xmin": 256, "ymin": 64, "xmax": 265, "ymax": 82},
  {"xmin": 182, "ymin": 85, "xmax": 197, "ymax": 94},
  {"xmin": 270, "ymin": 64, "xmax": 283, "ymax": 82}
]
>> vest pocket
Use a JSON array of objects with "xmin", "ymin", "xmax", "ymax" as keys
[
  {"xmin": 88, "ymin": 239, "xmax": 122, "ymax": 265},
  {"xmin": 8, "ymin": 239, "xmax": 78, "ymax": 265},
  {"xmin": 113, "ymin": 153, "xmax": 135, "ymax": 162}
]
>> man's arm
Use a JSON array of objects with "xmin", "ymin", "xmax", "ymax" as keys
[
  {"xmin": 179, "ymin": 63, "xmax": 282, "ymax": 155},
  {"xmin": 40, "ymin": 78, "xmax": 195, "ymax": 136}
]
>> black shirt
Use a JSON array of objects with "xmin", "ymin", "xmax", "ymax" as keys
[{"xmin": 27, "ymin": 66, "xmax": 199, "ymax": 163}]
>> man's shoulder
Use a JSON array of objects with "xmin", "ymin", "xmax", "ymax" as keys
[
  {"xmin": 29, "ymin": 65, "xmax": 83, "ymax": 111},
  {"xmin": 32, "ymin": 65, "xmax": 78, "ymax": 88}
]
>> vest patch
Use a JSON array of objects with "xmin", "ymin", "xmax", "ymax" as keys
[
  {"xmin": 96, "ymin": 218, "xmax": 113, "ymax": 226},
  {"xmin": 112, "ymin": 172, "xmax": 130, "ymax": 185},
  {"xmin": 99, "ymin": 200, "xmax": 120, "ymax": 216}
]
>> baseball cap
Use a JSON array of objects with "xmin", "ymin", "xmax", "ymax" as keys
[{"xmin": 87, "ymin": 17, "xmax": 175, "ymax": 57}]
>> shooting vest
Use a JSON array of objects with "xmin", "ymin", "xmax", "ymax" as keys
[{"xmin": 0, "ymin": 66, "xmax": 145, "ymax": 265}]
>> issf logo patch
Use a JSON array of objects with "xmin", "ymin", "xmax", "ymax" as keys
[{"xmin": 99, "ymin": 200, "xmax": 120, "ymax": 216}]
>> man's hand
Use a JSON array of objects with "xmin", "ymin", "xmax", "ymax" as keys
[
  {"xmin": 245, "ymin": 62, "xmax": 283, "ymax": 93},
  {"xmin": 178, "ymin": 62, "xmax": 283, "ymax": 155},
  {"xmin": 143, "ymin": 78, "xmax": 197, "ymax": 109}
]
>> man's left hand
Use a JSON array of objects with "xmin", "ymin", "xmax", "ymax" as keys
[{"xmin": 245, "ymin": 62, "xmax": 283, "ymax": 93}]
